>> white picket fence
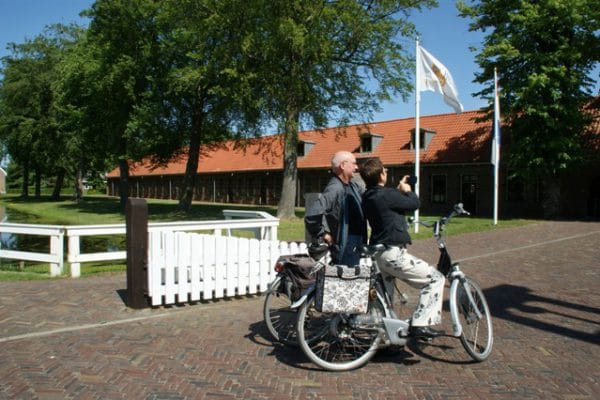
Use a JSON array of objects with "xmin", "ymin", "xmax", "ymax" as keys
[{"xmin": 147, "ymin": 231, "xmax": 307, "ymax": 306}]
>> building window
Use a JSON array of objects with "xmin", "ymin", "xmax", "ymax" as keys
[
  {"xmin": 297, "ymin": 140, "xmax": 315, "ymax": 157},
  {"xmin": 410, "ymin": 129, "xmax": 435, "ymax": 150},
  {"xmin": 360, "ymin": 136, "xmax": 372, "ymax": 152},
  {"xmin": 431, "ymin": 174, "xmax": 447, "ymax": 204},
  {"xmin": 359, "ymin": 134, "xmax": 383, "ymax": 153}
]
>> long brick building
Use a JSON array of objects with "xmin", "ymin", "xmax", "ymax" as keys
[{"xmin": 106, "ymin": 108, "xmax": 600, "ymax": 218}]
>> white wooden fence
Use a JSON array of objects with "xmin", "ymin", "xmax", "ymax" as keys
[
  {"xmin": 0, "ymin": 223, "xmax": 65, "ymax": 276},
  {"xmin": 0, "ymin": 209, "xmax": 312, "ymax": 306},
  {"xmin": 0, "ymin": 210, "xmax": 280, "ymax": 278},
  {"xmin": 147, "ymin": 231, "xmax": 307, "ymax": 306}
]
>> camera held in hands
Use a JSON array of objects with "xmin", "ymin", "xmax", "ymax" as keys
[{"xmin": 406, "ymin": 175, "xmax": 417, "ymax": 191}]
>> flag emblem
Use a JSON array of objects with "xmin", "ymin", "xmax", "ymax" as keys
[{"xmin": 431, "ymin": 64, "xmax": 447, "ymax": 87}]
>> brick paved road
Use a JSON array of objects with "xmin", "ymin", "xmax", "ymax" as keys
[{"xmin": 0, "ymin": 221, "xmax": 598, "ymax": 399}]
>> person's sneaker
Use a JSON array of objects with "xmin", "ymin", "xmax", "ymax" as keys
[{"xmin": 410, "ymin": 326, "xmax": 445, "ymax": 338}]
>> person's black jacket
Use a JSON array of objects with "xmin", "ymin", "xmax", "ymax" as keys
[
  {"xmin": 304, "ymin": 176, "xmax": 366, "ymax": 261},
  {"xmin": 362, "ymin": 185, "xmax": 420, "ymax": 246}
]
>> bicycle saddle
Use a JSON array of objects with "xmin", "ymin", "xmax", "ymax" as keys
[{"xmin": 356, "ymin": 244, "xmax": 386, "ymax": 257}]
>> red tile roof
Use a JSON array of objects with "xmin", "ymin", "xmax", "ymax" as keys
[{"xmin": 106, "ymin": 110, "xmax": 492, "ymax": 178}]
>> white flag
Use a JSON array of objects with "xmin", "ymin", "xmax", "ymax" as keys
[{"xmin": 417, "ymin": 46, "xmax": 463, "ymax": 113}]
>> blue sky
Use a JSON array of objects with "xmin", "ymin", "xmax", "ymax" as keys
[{"xmin": 1, "ymin": 1, "xmax": 596, "ymax": 124}]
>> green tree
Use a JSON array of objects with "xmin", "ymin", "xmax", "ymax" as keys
[
  {"xmin": 81, "ymin": 0, "xmax": 250, "ymax": 212},
  {"xmin": 52, "ymin": 26, "xmax": 104, "ymax": 201},
  {"xmin": 152, "ymin": 0, "xmax": 262, "ymax": 212},
  {"xmin": 83, "ymin": 0, "xmax": 165, "ymax": 209},
  {"xmin": 458, "ymin": 0, "xmax": 599, "ymax": 218},
  {"xmin": 242, "ymin": 0, "xmax": 436, "ymax": 218},
  {"xmin": 0, "ymin": 25, "xmax": 80, "ymax": 198}
]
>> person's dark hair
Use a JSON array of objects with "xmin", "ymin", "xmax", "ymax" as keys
[{"xmin": 359, "ymin": 157, "xmax": 384, "ymax": 187}]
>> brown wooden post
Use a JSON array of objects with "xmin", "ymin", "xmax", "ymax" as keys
[{"xmin": 126, "ymin": 198, "xmax": 149, "ymax": 309}]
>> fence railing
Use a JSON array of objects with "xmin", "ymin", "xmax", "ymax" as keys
[
  {"xmin": 0, "ymin": 223, "xmax": 64, "ymax": 276},
  {"xmin": 64, "ymin": 224, "xmax": 127, "ymax": 278},
  {"xmin": 0, "ymin": 210, "xmax": 280, "ymax": 278}
]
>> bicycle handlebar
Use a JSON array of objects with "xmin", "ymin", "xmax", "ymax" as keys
[
  {"xmin": 410, "ymin": 203, "xmax": 470, "ymax": 237},
  {"xmin": 446, "ymin": 203, "xmax": 470, "ymax": 220}
]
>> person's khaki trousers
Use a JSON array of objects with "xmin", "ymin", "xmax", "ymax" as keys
[{"xmin": 377, "ymin": 246, "xmax": 445, "ymax": 327}]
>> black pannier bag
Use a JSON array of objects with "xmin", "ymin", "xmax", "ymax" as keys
[{"xmin": 277, "ymin": 254, "xmax": 317, "ymax": 301}]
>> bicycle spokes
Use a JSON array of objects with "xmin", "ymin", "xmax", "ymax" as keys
[{"xmin": 455, "ymin": 278, "xmax": 493, "ymax": 361}]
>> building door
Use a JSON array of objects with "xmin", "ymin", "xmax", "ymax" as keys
[{"xmin": 461, "ymin": 174, "xmax": 478, "ymax": 214}]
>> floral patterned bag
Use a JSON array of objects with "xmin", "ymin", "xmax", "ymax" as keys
[{"xmin": 315, "ymin": 264, "xmax": 371, "ymax": 314}]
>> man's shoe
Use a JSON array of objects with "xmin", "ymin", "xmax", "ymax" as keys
[{"xmin": 410, "ymin": 326, "xmax": 445, "ymax": 338}]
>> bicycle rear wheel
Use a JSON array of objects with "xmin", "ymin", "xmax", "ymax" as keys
[
  {"xmin": 296, "ymin": 294, "xmax": 382, "ymax": 371},
  {"xmin": 263, "ymin": 277, "xmax": 298, "ymax": 346},
  {"xmin": 453, "ymin": 277, "xmax": 493, "ymax": 361}
]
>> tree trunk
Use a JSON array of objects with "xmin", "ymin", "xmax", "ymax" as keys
[
  {"xmin": 179, "ymin": 104, "xmax": 204, "ymax": 212},
  {"xmin": 34, "ymin": 167, "xmax": 41, "ymax": 199},
  {"xmin": 51, "ymin": 168, "xmax": 65, "ymax": 200},
  {"xmin": 20, "ymin": 162, "xmax": 29, "ymax": 199},
  {"xmin": 541, "ymin": 175, "xmax": 561, "ymax": 219},
  {"xmin": 276, "ymin": 107, "xmax": 300, "ymax": 219},
  {"xmin": 119, "ymin": 158, "xmax": 130, "ymax": 211},
  {"xmin": 73, "ymin": 160, "xmax": 85, "ymax": 203}
]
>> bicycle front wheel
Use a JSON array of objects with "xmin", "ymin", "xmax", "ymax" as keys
[
  {"xmin": 296, "ymin": 294, "xmax": 382, "ymax": 371},
  {"xmin": 452, "ymin": 277, "xmax": 493, "ymax": 361},
  {"xmin": 263, "ymin": 277, "xmax": 298, "ymax": 346}
]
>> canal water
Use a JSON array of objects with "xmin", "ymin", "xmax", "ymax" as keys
[{"xmin": 0, "ymin": 206, "xmax": 124, "ymax": 254}]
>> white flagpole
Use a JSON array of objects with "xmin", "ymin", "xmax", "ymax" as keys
[
  {"xmin": 493, "ymin": 68, "xmax": 500, "ymax": 225},
  {"xmin": 414, "ymin": 39, "xmax": 420, "ymax": 233}
]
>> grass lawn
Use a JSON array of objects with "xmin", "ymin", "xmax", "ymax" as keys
[{"xmin": 0, "ymin": 194, "xmax": 536, "ymax": 280}]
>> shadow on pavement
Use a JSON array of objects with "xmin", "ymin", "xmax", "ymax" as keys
[
  {"xmin": 484, "ymin": 284, "xmax": 600, "ymax": 345},
  {"xmin": 246, "ymin": 318, "xmax": 425, "ymax": 370}
]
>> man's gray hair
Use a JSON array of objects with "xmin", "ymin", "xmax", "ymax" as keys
[{"xmin": 331, "ymin": 151, "xmax": 352, "ymax": 169}]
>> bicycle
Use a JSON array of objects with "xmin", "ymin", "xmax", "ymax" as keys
[
  {"xmin": 263, "ymin": 244, "xmax": 328, "ymax": 346},
  {"xmin": 294, "ymin": 203, "xmax": 493, "ymax": 371}
]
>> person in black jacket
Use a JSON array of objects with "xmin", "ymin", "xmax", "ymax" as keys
[
  {"xmin": 304, "ymin": 151, "xmax": 367, "ymax": 265},
  {"xmin": 360, "ymin": 157, "xmax": 445, "ymax": 338}
]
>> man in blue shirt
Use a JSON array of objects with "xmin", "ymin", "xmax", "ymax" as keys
[{"xmin": 304, "ymin": 151, "xmax": 367, "ymax": 265}]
